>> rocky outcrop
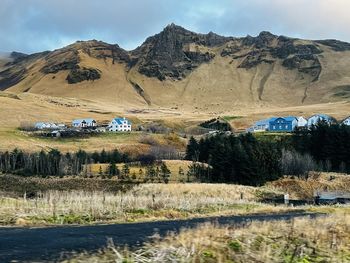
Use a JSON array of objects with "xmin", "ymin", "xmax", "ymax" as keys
[
  {"xmin": 41, "ymin": 48, "xmax": 80, "ymax": 74},
  {"xmin": 316, "ymin": 40, "xmax": 350, "ymax": 51},
  {"xmin": 134, "ymin": 24, "xmax": 230, "ymax": 80},
  {"xmin": 0, "ymin": 67, "xmax": 26, "ymax": 90},
  {"xmin": 221, "ymin": 32, "xmax": 323, "ymax": 79},
  {"xmin": 66, "ymin": 66, "xmax": 101, "ymax": 84},
  {"xmin": 10, "ymin": 52, "xmax": 28, "ymax": 62},
  {"xmin": 0, "ymin": 51, "xmax": 48, "ymax": 90}
]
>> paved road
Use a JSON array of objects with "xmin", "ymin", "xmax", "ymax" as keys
[{"xmin": 0, "ymin": 212, "xmax": 322, "ymax": 262}]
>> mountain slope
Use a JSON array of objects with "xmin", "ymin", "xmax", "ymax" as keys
[{"xmin": 2, "ymin": 24, "xmax": 350, "ymax": 113}]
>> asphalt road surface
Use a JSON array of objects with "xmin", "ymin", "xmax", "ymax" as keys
[{"xmin": 0, "ymin": 212, "xmax": 322, "ymax": 262}]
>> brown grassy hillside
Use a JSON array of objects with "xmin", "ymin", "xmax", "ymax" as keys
[{"xmin": 1, "ymin": 25, "xmax": 350, "ymax": 116}]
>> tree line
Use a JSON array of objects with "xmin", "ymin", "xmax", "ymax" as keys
[
  {"xmin": 186, "ymin": 122, "xmax": 350, "ymax": 185},
  {"xmin": 0, "ymin": 148, "xmax": 172, "ymax": 183},
  {"xmin": 0, "ymin": 149, "xmax": 130, "ymax": 177},
  {"xmin": 186, "ymin": 133, "xmax": 281, "ymax": 186},
  {"xmin": 291, "ymin": 122, "xmax": 350, "ymax": 173}
]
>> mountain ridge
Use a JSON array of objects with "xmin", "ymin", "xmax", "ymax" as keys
[{"xmin": 1, "ymin": 24, "xmax": 350, "ymax": 113}]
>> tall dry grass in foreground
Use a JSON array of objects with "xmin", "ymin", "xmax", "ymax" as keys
[
  {"xmin": 0, "ymin": 183, "xmax": 283, "ymax": 225},
  {"xmin": 66, "ymin": 213, "xmax": 350, "ymax": 263}
]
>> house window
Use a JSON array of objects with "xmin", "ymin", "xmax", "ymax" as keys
[
  {"xmin": 285, "ymin": 125, "xmax": 288, "ymax": 129},
  {"xmin": 273, "ymin": 125, "xmax": 276, "ymax": 129}
]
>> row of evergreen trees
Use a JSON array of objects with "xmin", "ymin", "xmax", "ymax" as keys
[
  {"xmin": 185, "ymin": 122, "xmax": 350, "ymax": 185},
  {"xmin": 291, "ymin": 122, "xmax": 350, "ymax": 173},
  {"xmin": 186, "ymin": 133, "xmax": 281, "ymax": 185},
  {"xmin": 0, "ymin": 149, "xmax": 130, "ymax": 177}
]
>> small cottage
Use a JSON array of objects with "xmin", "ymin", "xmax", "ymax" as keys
[
  {"xmin": 72, "ymin": 119, "xmax": 97, "ymax": 128},
  {"xmin": 296, "ymin": 116, "xmax": 307, "ymax": 127},
  {"xmin": 307, "ymin": 114, "xmax": 334, "ymax": 127},
  {"xmin": 269, "ymin": 117, "xmax": 298, "ymax": 132},
  {"xmin": 108, "ymin": 117, "xmax": 132, "ymax": 132},
  {"xmin": 247, "ymin": 118, "xmax": 271, "ymax": 132}
]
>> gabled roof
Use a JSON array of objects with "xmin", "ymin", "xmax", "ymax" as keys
[
  {"xmin": 35, "ymin": 122, "xmax": 57, "ymax": 126},
  {"xmin": 309, "ymin": 114, "xmax": 332, "ymax": 120},
  {"xmin": 254, "ymin": 118, "xmax": 271, "ymax": 126},
  {"xmin": 341, "ymin": 116, "xmax": 350, "ymax": 122},
  {"xmin": 284, "ymin": 116, "xmax": 298, "ymax": 122},
  {"xmin": 72, "ymin": 118, "xmax": 96, "ymax": 124},
  {"xmin": 269, "ymin": 116, "xmax": 297, "ymax": 123},
  {"xmin": 112, "ymin": 117, "xmax": 132, "ymax": 125}
]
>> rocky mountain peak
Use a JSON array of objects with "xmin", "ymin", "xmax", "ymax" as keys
[{"xmin": 135, "ymin": 24, "xmax": 232, "ymax": 80}]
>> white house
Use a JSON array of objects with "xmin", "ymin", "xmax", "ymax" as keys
[
  {"xmin": 35, "ymin": 122, "xmax": 58, "ymax": 130},
  {"xmin": 296, "ymin": 116, "xmax": 307, "ymax": 127},
  {"xmin": 108, "ymin": 117, "xmax": 132, "ymax": 132},
  {"xmin": 307, "ymin": 114, "xmax": 334, "ymax": 127},
  {"xmin": 72, "ymin": 118, "xmax": 97, "ymax": 128},
  {"xmin": 247, "ymin": 118, "xmax": 271, "ymax": 133},
  {"xmin": 342, "ymin": 116, "xmax": 350, "ymax": 126}
]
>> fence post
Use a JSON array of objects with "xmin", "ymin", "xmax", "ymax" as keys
[{"xmin": 284, "ymin": 193, "xmax": 289, "ymax": 205}]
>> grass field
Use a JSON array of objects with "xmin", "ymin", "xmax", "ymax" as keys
[
  {"xmin": 0, "ymin": 178, "xmax": 285, "ymax": 226},
  {"xmin": 0, "ymin": 128, "xmax": 186, "ymax": 153},
  {"xmin": 66, "ymin": 212, "xmax": 350, "ymax": 262},
  {"xmin": 1, "ymin": 172, "xmax": 350, "ymax": 226}
]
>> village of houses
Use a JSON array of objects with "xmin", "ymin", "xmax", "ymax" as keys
[
  {"xmin": 246, "ymin": 114, "xmax": 350, "ymax": 133},
  {"xmin": 33, "ymin": 117, "xmax": 132, "ymax": 137},
  {"xmin": 31, "ymin": 113, "xmax": 350, "ymax": 139}
]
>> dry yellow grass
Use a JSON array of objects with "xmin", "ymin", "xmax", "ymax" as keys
[
  {"xmin": 87, "ymin": 160, "xmax": 206, "ymax": 182},
  {"xmin": 65, "ymin": 213, "xmax": 350, "ymax": 262},
  {"xmin": 0, "ymin": 183, "xmax": 283, "ymax": 226},
  {"xmin": 269, "ymin": 172, "xmax": 350, "ymax": 199}
]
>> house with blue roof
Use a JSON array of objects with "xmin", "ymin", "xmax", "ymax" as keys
[
  {"xmin": 72, "ymin": 118, "xmax": 97, "ymax": 128},
  {"xmin": 108, "ymin": 117, "xmax": 132, "ymax": 132},
  {"xmin": 247, "ymin": 118, "xmax": 271, "ymax": 132},
  {"xmin": 269, "ymin": 116, "xmax": 298, "ymax": 132},
  {"xmin": 307, "ymin": 114, "xmax": 334, "ymax": 127}
]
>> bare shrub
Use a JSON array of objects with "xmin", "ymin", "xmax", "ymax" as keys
[
  {"xmin": 281, "ymin": 149, "xmax": 318, "ymax": 178},
  {"xmin": 149, "ymin": 145, "xmax": 180, "ymax": 160},
  {"xmin": 19, "ymin": 121, "xmax": 36, "ymax": 131},
  {"xmin": 138, "ymin": 135, "xmax": 159, "ymax": 146}
]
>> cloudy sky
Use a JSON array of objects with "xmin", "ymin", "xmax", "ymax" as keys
[{"xmin": 1, "ymin": 0, "xmax": 349, "ymax": 53}]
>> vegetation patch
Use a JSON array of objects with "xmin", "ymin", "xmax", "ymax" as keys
[
  {"xmin": 65, "ymin": 213, "xmax": 350, "ymax": 262},
  {"xmin": 332, "ymin": 85, "xmax": 350, "ymax": 98},
  {"xmin": 66, "ymin": 66, "xmax": 101, "ymax": 84},
  {"xmin": 199, "ymin": 118, "xmax": 232, "ymax": 131},
  {"xmin": 0, "ymin": 183, "xmax": 284, "ymax": 226},
  {"xmin": 222, "ymin": 115, "xmax": 243, "ymax": 122}
]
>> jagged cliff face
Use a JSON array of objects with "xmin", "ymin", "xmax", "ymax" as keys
[
  {"xmin": 1, "ymin": 24, "xmax": 350, "ymax": 112},
  {"xmin": 133, "ymin": 24, "xmax": 231, "ymax": 80}
]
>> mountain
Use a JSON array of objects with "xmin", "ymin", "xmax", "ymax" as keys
[{"xmin": 1, "ymin": 24, "xmax": 350, "ymax": 113}]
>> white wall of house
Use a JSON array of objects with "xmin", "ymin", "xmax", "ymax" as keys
[
  {"xmin": 296, "ymin": 117, "xmax": 307, "ymax": 127},
  {"xmin": 35, "ymin": 122, "xmax": 58, "ymax": 130},
  {"xmin": 72, "ymin": 119, "xmax": 96, "ymax": 128},
  {"xmin": 307, "ymin": 115, "xmax": 332, "ymax": 127},
  {"xmin": 342, "ymin": 117, "xmax": 350, "ymax": 126},
  {"xmin": 108, "ymin": 117, "xmax": 132, "ymax": 132}
]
